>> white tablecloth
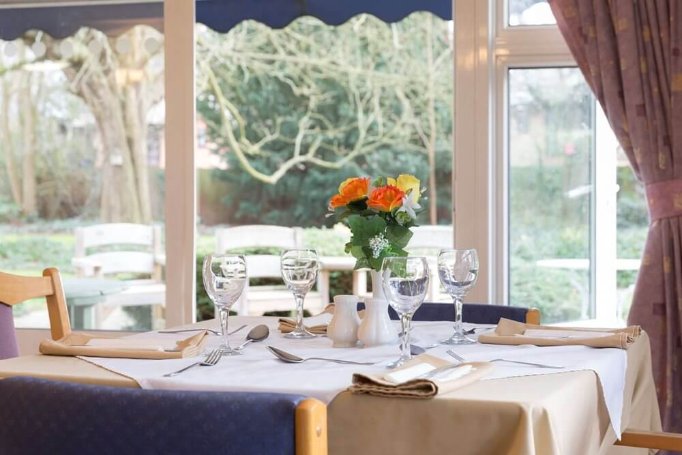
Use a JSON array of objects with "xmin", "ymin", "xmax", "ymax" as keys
[{"xmin": 79, "ymin": 316, "xmax": 627, "ymax": 437}]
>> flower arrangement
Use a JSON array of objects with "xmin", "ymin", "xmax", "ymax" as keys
[{"xmin": 328, "ymin": 174, "xmax": 423, "ymax": 271}]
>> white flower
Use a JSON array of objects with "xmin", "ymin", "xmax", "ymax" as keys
[
  {"xmin": 397, "ymin": 195, "xmax": 421, "ymax": 219},
  {"xmin": 369, "ymin": 234, "xmax": 390, "ymax": 259}
]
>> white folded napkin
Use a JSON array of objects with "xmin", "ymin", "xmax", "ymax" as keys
[
  {"xmin": 522, "ymin": 329, "xmax": 613, "ymax": 340},
  {"xmin": 384, "ymin": 363, "xmax": 474, "ymax": 384}
]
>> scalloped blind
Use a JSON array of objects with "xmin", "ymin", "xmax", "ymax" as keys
[{"xmin": 0, "ymin": 0, "xmax": 450, "ymax": 40}]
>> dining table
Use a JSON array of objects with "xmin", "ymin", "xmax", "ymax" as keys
[{"xmin": 0, "ymin": 315, "xmax": 661, "ymax": 455}]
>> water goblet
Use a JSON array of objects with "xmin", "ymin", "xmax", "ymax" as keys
[
  {"xmin": 202, "ymin": 254, "xmax": 247, "ymax": 356},
  {"xmin": 438, "ymin": 249, "xmax": 479, "ymax": 345},
  {"xmin": 381, "ymin": 256, "xmax": 430, "ymax": 368},
  {"xmin": 280, "ymin": 249, "xmax": 319, "ymax": 339}
]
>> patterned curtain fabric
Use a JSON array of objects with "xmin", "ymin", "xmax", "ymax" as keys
[{"xmin": 548, "ymin": 0, "xmax": 682, "ymax": 433}]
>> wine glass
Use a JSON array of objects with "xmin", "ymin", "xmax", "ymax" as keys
[
  {"xmin": 280, "ymin": 249, "xmax": 319, "ymax": 339},
  {"xmin": 438, "ymin": 249, "xmax": 479, "ymax": 345},
  {"xmin": 381, "ymin": 256, "xmax": 430, "ymax": 367},
  {"xmin": 202, "ymin": 254, "xmax": 247, "ymax": 355}
]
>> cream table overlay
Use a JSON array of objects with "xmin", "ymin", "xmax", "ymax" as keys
[
  {"xmin": 0, "ymin": 316, "xmax": 660, "ymax": 455},
  {"xmin": 76, "ymin": 317, "xmax": 626, "ymax": 437}
]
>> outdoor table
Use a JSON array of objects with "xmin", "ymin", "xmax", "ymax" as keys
[
  {"xmin": 62, "ymin": 278, "xmax": 128, "ymax": 329},
  {"xmin": 0, "ymin": 316, "xmax": 661, "ymax": 455}
]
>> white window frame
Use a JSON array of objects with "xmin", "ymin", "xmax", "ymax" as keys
[
  {"xmin": 14, "ymin": 0, "xmax": 193, "ymax": 353},
  {"xmin": 454, "ymin": 0, "xmax": 619, "ymax": 323},
  {"xmin": 163, "ymin": 0, "xmax": 196, "ymax": 328}
]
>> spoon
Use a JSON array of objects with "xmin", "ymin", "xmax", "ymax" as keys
[
  {"xmin": 266, "ymin": 346, "xmax": 375, "ymax": 365},
  {"xmin": 234, "ymin": 324, "xmax": 270, "ymax": 351}
]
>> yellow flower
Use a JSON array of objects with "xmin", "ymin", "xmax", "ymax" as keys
[{"xmin": 387, "ymin": 174, "xmax": 421, "ymax": 203}]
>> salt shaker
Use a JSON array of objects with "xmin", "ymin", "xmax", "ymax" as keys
[{"xmin": 328, "ymin": 295, "xmax": 360, "ymax": 348}]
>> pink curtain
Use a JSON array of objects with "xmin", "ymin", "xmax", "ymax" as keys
[{"xmin": 548, "ymin": 0, "xmax": 682, "ymax": 433}]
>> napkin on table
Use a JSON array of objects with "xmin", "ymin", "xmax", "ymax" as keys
[
  {"xmin": 477, "ymin": 318, "xmax": 640, "ymax": 349},
  {"xmin": 39, "ymin": 331, "xmax": 208, "ymax": 359},
  {"xmin": 278, "ymin": 318, "xmax": 328, "ymax": 335},
  {"xmin": 277, "ymin": 304, "xmax": 365, "ymax": 335},
  {"xmin": 349, "ymin": 354, "xmax": 492, "ymax": 399}
]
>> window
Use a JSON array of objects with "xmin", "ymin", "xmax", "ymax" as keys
[
  {"xmin": 0, "ymin": 4, "xmax": 167, "ymax": 334},
  {"xmin": 455, "ymin": 0, "xmax": 647, "ymax": 324},
  {"xmin": 193, "ymin": 12, "xmax": 454, "ymax": 317}
]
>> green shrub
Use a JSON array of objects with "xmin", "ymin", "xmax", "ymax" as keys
[{"xmin": 0, "ymin": 236, "xmax": 73, "ymax": 272}]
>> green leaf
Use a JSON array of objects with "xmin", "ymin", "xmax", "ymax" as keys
[
  {"xmin": 354, "ymin": 257, "xmax": 370, "ymax": 270},
  {"xmin": 389, "ymin": 247, "xmax": 408, "ymax": 257},
  {"xmin": 368, "ymin": 256, "xmax": 383, "ymax": 271},
  {"xmin": 386, "ymin": 224, "xmax": 413, "ymax": 249},
  {"xmin": 344, "ymin": 242, "xmax": 353, "ymax": 254},
  {"xmin": 349, "ymin": 245, "xmax": 365, "ymax": 259},
  {"xmin": 347, "ymin": 215, "xmax": 386, "ymax": 243}
]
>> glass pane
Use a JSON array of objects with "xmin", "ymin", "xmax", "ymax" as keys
[
  {"xmin": 1, "ymin": 26, "xmax": 166, "ymax": 331},
  {"xmin": 195, "ymin": 13, "xmax": 454, "ymax": 318},
  {"xmin": 616, "ymin": 153, "xmax": 646, "ymax": 322},
  {"xmin": 508, "ymin": 0, "xmax": 557, "ymax": 26},
  {"xmin": 508, "ymin": 67, "xmax": 593, "ymax": 323}
]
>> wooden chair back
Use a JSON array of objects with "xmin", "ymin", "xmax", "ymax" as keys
[
  {"xmin": 73, "ymin": 223, "xmax": 163, "ymax": 280},
  {"xmin": 0, "ymin": 268, "xmax": 71, "ymax": 340},
  {"xmin": 615, "ymin": 429, "xmax": 682, "ymax": 452}
]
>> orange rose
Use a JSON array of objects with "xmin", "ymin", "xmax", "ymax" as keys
[
  {"xmin": 329, "ymin": 177, "xmax": 370, "ymax": 208},
  {"xmin": 367, "ymin": 185, "xmax": 405, "ymax": 212}
]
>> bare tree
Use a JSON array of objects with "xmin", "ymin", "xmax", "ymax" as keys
[
  {"xmin": 0, "ymin": 49, "xmax": 41, "ymax": 218},
  {"xmin": 197, "ymin": 13, "xmax": 453, "ymax": 224},
  {"xmin": 40, "ymin": 27, "xmax": 163, "ymax": 223}
]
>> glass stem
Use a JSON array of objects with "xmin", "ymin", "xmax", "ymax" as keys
[
  {"xmin": 400, "ymin": 313, "xmax": 412, "ymax": 359},
  {"xmin": 454, "ymin": 296, "xmax": 463, "ymax": 336},
  {"xmin": 294, "ymin": 293, "xmax": 305, "ymax": 330},
  {"xmin": 219, "ymin": 307, "xmax": 231, "ymax": 350}
]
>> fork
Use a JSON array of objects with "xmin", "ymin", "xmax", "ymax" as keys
[
  {"xmin": 446, "ymin": 349, "xmax": 563, "ymax": 369},
  {"xmin": 163, "ymin": 348, "xmax": 223, "ymax": 377}
]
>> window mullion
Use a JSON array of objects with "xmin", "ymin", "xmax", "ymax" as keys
[{"xmin": 164, "ymin": 0, "xmax": 196, "ymax": 326}]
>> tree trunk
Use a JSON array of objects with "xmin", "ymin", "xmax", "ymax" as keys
[
  {"xmin": 20, "ymin": 71, "xmax": 37, "ymax": 217},
  {"xmin": 42, "ymin": 30, "xmax": 157, "ymax": 224},
  {"xmin": 123, "ymin": 33, "xmax": 152, "ymax": 223},
  {"xmin": 1, "ymin": 78, "xmax": 22, "ymax": 208}
]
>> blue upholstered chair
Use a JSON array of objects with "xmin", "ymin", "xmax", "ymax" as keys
[
  {"xmin": 0, "ymin": 377, "xmax": 327, "ymax": 455},
  {"xmin": 385, "ymin": 302, "xmax": 540, "ymax": 324},
  {"xmin": 0, "ymin": 268, "xmax": 72, "ymax": 359}
]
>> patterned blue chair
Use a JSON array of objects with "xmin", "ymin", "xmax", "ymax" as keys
[
  {"xmin": 0, "ymin": 377, "xmax": 327, "ymax": 455},
  {"xmin": 385, "ymin": 302, "xmax": 540, "ymax": 324}
]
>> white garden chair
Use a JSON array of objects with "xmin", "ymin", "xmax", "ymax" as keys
[
  {"xmin": 215, "ymin": 225, "xmax": 323, "ymax": 315},
  {"xmin": 71, "ymin": 223, "xmax": 166, "ymax": 328}
]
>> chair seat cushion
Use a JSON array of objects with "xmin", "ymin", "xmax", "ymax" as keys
[{"xmin": 0, "ymin": 304, "xmax": 18, "ymax": 360}]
